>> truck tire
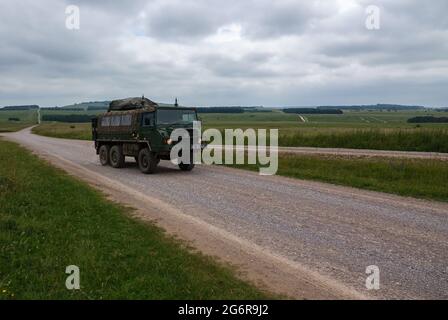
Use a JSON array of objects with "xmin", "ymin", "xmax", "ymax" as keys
[
  {"xmin": 138, "ymin": 148, "xmax": 158, "ymax": 174},
  {"xmin": 109, "ymin": 145, "xmax": 125, "ymax": 168},
  {"xmin": 99, "ymin": 145, "xmax": 110, "ymax": 166}
]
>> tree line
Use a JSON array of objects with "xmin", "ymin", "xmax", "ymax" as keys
[
  {"xmin": 408, "ymin": 116, "xmax": 448, "ymax": 123},
  {"xmin": 42, "ymin": 114, "xmax": 94, "ymax": 123},
  {"xmin": 283, "ymin": 108, "xmax": 343, "ymax": 114}
]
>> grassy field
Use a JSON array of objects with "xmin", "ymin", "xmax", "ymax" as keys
[
  {"xmin": 201, "ymin": 110, "xmax": 448, "ymax": 152},
  {"xmin": 0, "ymin": 139, "xmax": 269, "ymax": 299},
  {"xmin": 32, "ymin": 109, "xmax": 448, "ymax": 152},
  {"xmin": 229, "ymin": 154, "xmax": 448, "ymax": 202},
  {"xmin": 0, "ymin": 110, "xmax": 38, "ymax": 132},
  {"xmin": 32, "ymin": 122, "xmax": 92, "ymax": 140},
  {"xmin": 279, "ymin": 128, "xmax": 448, "ymax": 152}
]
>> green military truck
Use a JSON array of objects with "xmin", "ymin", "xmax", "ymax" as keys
[{"xmin": 92, "ymin": 97, "xmax": 200, "ymax": 174}]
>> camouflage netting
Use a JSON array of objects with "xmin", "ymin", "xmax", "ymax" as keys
[{"xmin": 108, "ymin": 97, "xmax": 158, "ymax": 112}]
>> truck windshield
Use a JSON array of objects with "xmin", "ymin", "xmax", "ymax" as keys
[{"xmin": 157, "ymin": 109, "xmax": 197, "ymax": 125}]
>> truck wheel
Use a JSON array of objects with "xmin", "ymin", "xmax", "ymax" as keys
[
  {"xmin": 109, "ymin": 145, "xmax": 125, "ymax": 168},
  {"xmin": 138, "ymin": 148, "xmax": 158, "ymax": 174},
  {"xmin": 99, "ymin": 145, "xmax": 110, "ymax": 166}
]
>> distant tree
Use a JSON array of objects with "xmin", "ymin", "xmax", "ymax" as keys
[
  {"xmin": 408, "ymin": 116, "xmax": 448, "ymax": 123},
  {"xmin": 196, "ymin": 107, "xmax": 244, "ymax": 113},
  {"xmin": 42, "ymin": 114, "xmax": 94, "ymax": 123},
  {"xmin": 283, "ymin": 108, "xmax": 343, "ymax": 114}
]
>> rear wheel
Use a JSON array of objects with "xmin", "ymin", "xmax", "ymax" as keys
[
  {"xmin": 99, "ymin": 145, "xmax": 110, "ymax": 166},
  {"xmin": 109, "ymin": 145, "xmax": 125, "ymax": 168},
  {"xmin": 138, "ymin": 148, "xmax": 158, "ymax": 174}
]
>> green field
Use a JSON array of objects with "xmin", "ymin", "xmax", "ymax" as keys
[
  {"xmin": 32, "ymin": 122, "xmax": 92, "ymax": 140},
  {"xmin": 0, "ymin": 139, "xmax": 269, "ymax": 299},
  {"xmin": 229, "ymin": 154, "xmax": 448, "ymax": 202},
  {"xmin": 200, "ymin": 109, "xmax": 448, "ymax": 130},
  {"xmin": 0, "ymin": 110, "xmax": 38, "ymax": 132}
]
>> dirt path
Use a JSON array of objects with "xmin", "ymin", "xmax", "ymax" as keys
[{"xmin": 2, "ymin": 128, "xmax": 448, "ymax": 299}]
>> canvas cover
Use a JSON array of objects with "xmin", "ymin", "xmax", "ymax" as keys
[{"xmin": 108, "ymin": 97, "xmax": 158, "ymax": 112}]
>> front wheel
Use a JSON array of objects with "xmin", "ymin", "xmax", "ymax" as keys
[{"xmin": 138, "ymin": 148, "xmax": 158, "ymax": 174}]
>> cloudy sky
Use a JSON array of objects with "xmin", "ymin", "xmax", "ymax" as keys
[{"xmin": 0, "ymin": 0, "xmax": 447, "ymax": 107}]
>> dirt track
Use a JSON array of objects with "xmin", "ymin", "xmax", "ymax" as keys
[{"xmin": 2, "ymin": 128, "xmax": 448, "ymax": 299}]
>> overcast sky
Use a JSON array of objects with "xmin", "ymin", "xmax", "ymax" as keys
[{"xmin": 0, "ymin": 0, "xmax": 447, "ymax": 107}]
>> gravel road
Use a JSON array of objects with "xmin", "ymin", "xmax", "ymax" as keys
[{"xmin": 3, "ymin": 128, "xmax": 448, "ymax": 299}]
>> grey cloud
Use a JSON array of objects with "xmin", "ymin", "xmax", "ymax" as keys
[
  {"xmin": 0, "ymin": 0, "xmax": 447, "ymax": 107},
  {"xmin": 144, "ymin": 2, "xmax": 227, "ymax": 40},
  {"xmin": 193, "ymin": 52, "xmax": 277, "ymax": 78}
]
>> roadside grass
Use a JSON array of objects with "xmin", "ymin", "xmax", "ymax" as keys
[
  {"xmin": 0, "ymin": 139, "xmax": 269, "ymax": 300},
  {"xmin": 32, "ymin": 122, "xmax": 92, "ymax": 140},
  {"xmin": 229, "ymin": 154, "xmax": 448, "ymax": 202}
]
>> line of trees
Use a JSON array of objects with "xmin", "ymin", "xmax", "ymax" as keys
[
  {"xmin": 316, "ymin": 104, "xmax": 424, "ymax": 111},
  {"xmin": 44, "ymin": 107, "xmax": 85, "ymax": 111},
  {"xmin": 408, "ymin": 116, "xmax": 448, "ymax": 123},
  {"xmin": 1, "ymin": 105, "xmax": 39, "ymax": 110},
  {"xmin": 283, "ymin": 108, "xmax": 343, "ymax": 114},
  {"xmin": 42, "ymin": 114, "xmax": 94, "ymax": 123},
  {"xmin": 196, "ymin": 107, "xmax": 244, "ymax": 113},
  {"xmin": 87, "ymin": 106, "xmax": 108, "ymax": 111}
]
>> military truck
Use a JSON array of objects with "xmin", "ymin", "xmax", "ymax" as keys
[{"xmin": 92, "ymin": 97, "xmax": 200, "ymax": 174}]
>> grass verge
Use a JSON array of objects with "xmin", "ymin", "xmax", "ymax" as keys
[
  {"xmin": 229, "ymin": 154, "xmax": 448, "ymax": 202},
  {"xmin": 31, "ymin": 123, "xmax": 448, "ymax": 201},
  {"xmin": 0, "ymin": 139, "xmax": 269, "ymax": 299}
]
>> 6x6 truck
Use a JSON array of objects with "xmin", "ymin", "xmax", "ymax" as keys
[{"xmin": 92, "ymin": 97, "xmax": 200, "ymax": 174}]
